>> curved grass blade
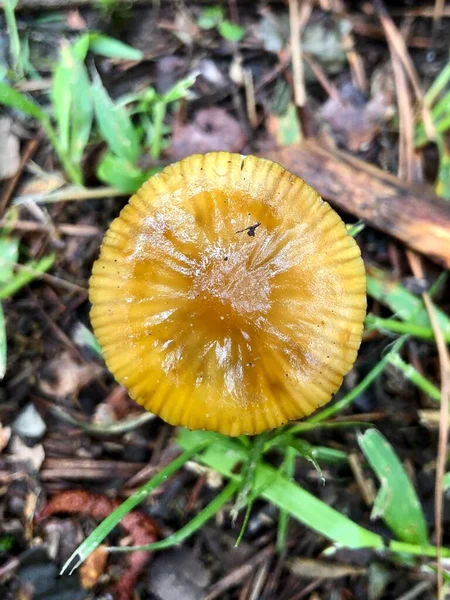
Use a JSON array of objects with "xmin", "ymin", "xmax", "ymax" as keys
[
  {"xmin": 59, "ymin": 441, "xmax": 212, "ymax": 575},
  {"xmin": 358, "ymin": 429, "xmax": 428, "ymax": 545},
  {"xmin": 0, "ymin": 303, "xmax": 6, "ymax": 380},
  {"xmin": 92, "ymin": 72, "xmax": 141, "ymax": 163},
  {"xmin": 178, "ymin": 429, "xmax": 384, "ymax": 550},
  {"xmin": 108, "ymin": 479, "xmax": 239, "ymax": 553}
]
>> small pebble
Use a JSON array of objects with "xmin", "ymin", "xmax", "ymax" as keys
[{"xmin": 12, "ymin": 403, "xmax": 46, "ymax": 440}]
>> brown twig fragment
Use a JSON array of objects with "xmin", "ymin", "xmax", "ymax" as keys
[{"xmin": 288, "ymin": 0, "xmax": 311, "ymax": 108}]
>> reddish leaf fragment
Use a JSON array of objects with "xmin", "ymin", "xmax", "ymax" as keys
[{"xmin": 36, "ymin": 490, "xmax": 159, "ymax": 600}]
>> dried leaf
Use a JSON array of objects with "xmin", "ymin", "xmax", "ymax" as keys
[
  {"xmin": 171, "ymin": 108, "xmax": 247, "ymax": 160},
  {"xmin": 39, "ymin": 352, "xmax": 102, "ymax": 399},
  {"xmin": 320, "ymin": 84, "xmax": 393, "ymax": 152},
  {"xmin": 80, "ymin": 545, "xmax": 108, "ymax": 589},
  {"xmin": 287, "ymin": 557, "xmax": 366, "ymax": 579},
  {"xmin": 37, "ymin": 491, "xmax": 159, "ymax": 600}
]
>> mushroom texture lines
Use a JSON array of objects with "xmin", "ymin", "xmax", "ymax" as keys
[{"xmin": 90, "ymin": 152, "xmax": 366, "ymax": 436}]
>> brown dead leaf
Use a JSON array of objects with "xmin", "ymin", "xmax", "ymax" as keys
[
  {"xmin": 18, "ymin": 172, "xmax": 65, "ymax": 198},
  {"xmin": 66, "ymin": 9, "xmax": 86, "ymax": 30},
  {"xmin": 320, "ymin": 81, "xmax": 393, "ymax": 152},
  {"xmin": 80, "ymin": 545, "xmax": 108, "ymax": 589},
  {"xmin": 171, "ymin": 108, "xmax": 247, "ymax": 160},
  {"xmin": 37, "ymin": 490, "xmax": 159, "ymax": 600},
  {"xmin": 39, "ymin": 352, "xmax": 102, "ymax": 399},
  {"xmin": 287, "ymin": 557, "xmax": 366, "ymax": 579}
]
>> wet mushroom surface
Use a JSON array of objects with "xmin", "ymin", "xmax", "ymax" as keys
[{"xmin": 90, "ymin": 152, "xmax": 366, "ymax": 436}]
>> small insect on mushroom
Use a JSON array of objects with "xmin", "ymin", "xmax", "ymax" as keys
[{"xmin": 89, "ymin": 152, "xmax": 366, "ymax": 437}]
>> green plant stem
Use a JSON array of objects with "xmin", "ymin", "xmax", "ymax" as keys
[
  {"xmin": 108, "ymin": 479, "xmax": 239, "ymax": 553},
  {"xmin": 41, "ymin": 118, "xmax": 83, "ymax": 185},
  {"xmin": 151, "ymin": 100, "xmax": 166, "ymax": 159},
  {"xmin": 387, "ymin": 353, "xmax": 441, "ymax": 402},
  {"xmin": 276, "ymin": 446, "xmax": 296, "ymax": 554},
  {"xmin": 179, "ymin": 431, "xmax": 450, "ymax": 559},
  {"xmin": 59, "ymin": 440, "xmax": 212, "ymax": 575},
  {"xmin": 388, "ymin": 540, "xmax": 450, "ymax": 559},
  {"xmin": 4, "ymin": 0, "xmax": 22, "ymax": 78},
  {"xmin": 424, "ymin": 63, "xmax": 450, "ymax": 107},
  {"xmin": 0, "ymin": 254, "xmax": 55, "ymax": 299},
  {"xmin": 365, "ymin": 314, "xmax": 445, "ymax": 343}
]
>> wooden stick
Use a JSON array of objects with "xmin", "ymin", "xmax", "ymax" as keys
[{"xmin": 263, "ymin": 139, "xmax": 450, "ymax": 269}]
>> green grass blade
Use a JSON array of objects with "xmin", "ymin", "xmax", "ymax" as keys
[
  {"xmin": 87, "ymin": 34, "xmax": 143, "ymax": 60},
  {"xmin": 92, "ymin": 72, "xmax": 141, "ymax": 163},
  {"xmin": 3, "ymin": 0, "xmax": 22, "ymax": 77},
  {"xmin": 178, "ymin": 430, "xmax": 384, "ymax": 550},
  {"xmin": 71, "ymin": 34, "xmax": 90, "ymax": 61},
  {"xmin": 68, "ymin": 55, "xmax": 93, "ymax": 165},
  {"xmin": 0, "ymin": 83, "xmax": 81, "ymax": 182},
  {"xmin": 365, "ymin": 314, "xmax": 450, "ymax": 344},
  {"xmin": 424, "ymin": 63, "xmax": 450, "ymax": 107},
  {"xmin": 218, "ymin": 20, "xmax": 245, "ymax": 42},
  {"xmin": 0, "ymin": 254, "xmax": 55, "ymax": 299},
  {"xmin": 162, "ymin": 72, "xmax": 198, "ymax": 104},
  {"xmin": 59, "ymin": 441, "xmax": 213, "ymax": 575},
  {"xmin": 0, "ymin": 81, "xmax": 46, "ymax": 121},
  {"xmin": 358, "ymin": 429, "xmax": 428, "ymax": 545},
  {"xmin": 0, "ymin": 236, "xmax": 19, "ymax": 283},
  {"xmin": 436, "ymin": 138, "xmax": 450, "ymax": 199},
  {"xmin": 0, "ymin": 303, "xmax": 6, "ymax": 380},
  {"xmin": 367, "ymin": 267, "xmax": 450, "ymax": 337},
  {"xmin": 52, "ymin": 44, "xmax": 73, "ymax": 153},
  {"xmin": 97, "ymin": 151, "xmax": 157, "ymax": 193},
  {"xmin": 108, "ymin": 479, "xmax": 239, "ymax": 553},
  {"xmin": 276, "ymin": 446, "xmax": 296, "ymax": 553},
  {"xmin": 387, "ymin": 353, "xmax": 441, "ymax": 402}
]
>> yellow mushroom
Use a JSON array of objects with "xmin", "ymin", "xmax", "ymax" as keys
[{"xmin": 89, "ymin": 152, "xmax": 366, "ymax": 436}]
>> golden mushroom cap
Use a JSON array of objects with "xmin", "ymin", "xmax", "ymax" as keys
[{"xmin": 90, "ymin": 152, "xmax": 366, "ymax": 436}]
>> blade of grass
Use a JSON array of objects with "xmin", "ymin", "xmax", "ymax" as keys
[
  {"xmin": 0, "ymin": 254, "xmax": 55, "ymax": 299},
  {"xmin": 0, "ymin": 81, "xmax": 47, "ymax": 120},
  {"xmin": 367, "ymin": 267, "xmax": 450, "ymax": 338},
  {"xmin": 52, "ymin": 43, "xmax": 72, "ymax": 153},
  {"xmin": 358, "ymin": 429, "xmax": 428, "ymax": 545},
  {"xmin": 0, "ymin": 236, "xmax": 19, "ymax": 282},
  {"xmin": 276, "ymin": 446, "xmax": 296, "ymax": 554},
  {"xmin": 59, "ymin": 440, "xmax": 213, "ymax": 575},
  {"xmin": 424, "ymin": 63, "xmax": 450, "ymax": 107},
  {"xmin": 0, "ymin": 82, "xmax": 82, "ymax": 184},
  {"xmin": 0, "ymin": 303, "xmax": 6, "ymax": 380},
  {"xmin": 387, "ymin": 353, "xmax": 441, "ymax": 402},
  {"xmin": 87, "ymin": 34, "xmax": 143, "ymax": 61},
  {"xmin": 365, "ymin": 313, "xmax": 450, "ymax": 344},
  {"xmin": 68, "ymin": 53, "xmax": 93, "ymax": 166},
  {"xmin": 97, "ymin": 152, "xmax": 157, "ymax": 193},
  {"xmin": 108, "ymin": 479, "xmax": 239, "ymax": 553},
  {"xmin": 3, "ymin": 0, "xmax": 22, "ymax": 78},
  {"xmin": 92, "ymin": 72, "xmax": 141, "ymax": 163},
  {"xmin": 179, "ymin": 430, "xmax": 450, "ymax": 559},
  {"xmin": 179, "ymin": 429, "xmax": 384, "ymax": 550}
]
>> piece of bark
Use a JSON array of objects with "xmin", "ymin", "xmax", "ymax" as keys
[{"xmin": 264, "ymin": 140, "xmax": 450, "ymax": 269}]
